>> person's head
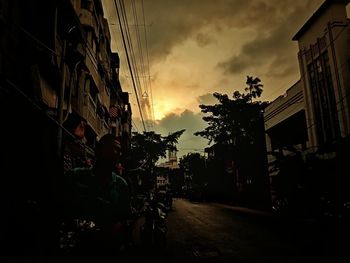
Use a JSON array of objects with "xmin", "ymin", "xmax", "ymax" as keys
[
  {"xmin": 95, "ymin": 134, "xmax": 121, "ymax": 169},
  {"xmin": 85, "ymin": 158, "xmax": 93, "ymax": 168}
]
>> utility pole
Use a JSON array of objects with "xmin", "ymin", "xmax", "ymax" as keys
[{"xmin": 57, "ymin": 39, "xmax": 67, "ymax": 158}]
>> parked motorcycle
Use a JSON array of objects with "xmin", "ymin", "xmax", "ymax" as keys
[
  {"xmin": 140, "ymin": 192, "xmax": 168, "ymax": 248},
  {"xmin": 58, "ymin": 218, "xmax": 101, "ymax": 260},
  {"xmin": 58, "ymin": 217, "xmax": 132, "ymax": 261},
  {"xmin": 271, "ymin": 196, "xmax": 289, "ymax": 214}
]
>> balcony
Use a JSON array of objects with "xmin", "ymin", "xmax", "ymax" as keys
[
  {"xmin": 95, "ymin": 117, "xmax": 109, "ymax": 136},
  {"xmin": 79, "ymin": 9, "xmax": 93, "ymax": 27},
  {"xmin": 85, "ymin": 53, "xmax": 102, "ymax": 91},
  {"xmin": 79, "ymin": 8, "xmax": 98, "ymax": 36},
  {"xmin": 99, "ymin": 119, "xmax": 110, "ymax": 135},
  {"xmin": 86, "ymin": 96, "xmax": 98, "ymax": 134}
]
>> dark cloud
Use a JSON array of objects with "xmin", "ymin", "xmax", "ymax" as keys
[
  {"xmin": 104, "ymin": 0, "xmax": 322, "ymax": 65},
  {"xmin": 216, "ymin": 26, "xmax": 292, "ymax": 74},
  {"xmin": 265, "ymin": 0, "xmax": 324, "ymax": 75},
  {"xmin": 216, "ymin": 0, "xmax": 321, "ymax": 76},
  {"xmin": 143, "ymin": 0, "xmax": 322, "ymax": 63},
  {"xmin": 157, "ymin": 110, "xmax": 206, "ymax": 133},
  {"xmin": 197, "ymin": 93, "xmax": 217, "ymax": 105},
  {"xmin": 158, "ymin": 110, "xmax": 209, "ymax": 157},
  {"xmin": 132, "ymin": 110, "xmax": 209, "ymax": 158},
  {"xmin": 196, "ymin": 33, "xmax": 215, "ymax": 47},
  {"xmin": 133, "ymin": 110, "xmax": 207, "ymax": 137},
  {"xmin": 143, "ymin": 0, "xmax": 254, "ymax": 62},
  {"xmin": 267, "ymin": 55, "xmax": 299, "ymax": 78}
]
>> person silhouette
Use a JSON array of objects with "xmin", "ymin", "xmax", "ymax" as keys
[{"xmin": 61, "ymin": 134, "xmax": 131, "ymax": 260}]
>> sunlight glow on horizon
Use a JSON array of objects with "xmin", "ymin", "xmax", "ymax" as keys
[{"xmin": 152, "ymin": 98, "xmax": 191, "ymax": 121}]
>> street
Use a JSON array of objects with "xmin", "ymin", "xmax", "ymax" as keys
[{"xmin": 125, "ymin": 198, "xmax": 349, "ymax": 263}]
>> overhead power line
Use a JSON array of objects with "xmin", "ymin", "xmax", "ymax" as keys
[
  {"xmin": 141, "ymin": 0, "xmax": 155, "ymax": 123},
  {"xmin": 121, "ymin": 0, "xmax": 152, "ymax": 126},
  {"xmin": 113, "ymin": 0, "xmax": 154, "ymax": 128},
  {"xmin": 113, "ymin": 0, "xmax": 146, "ymax": 132}
]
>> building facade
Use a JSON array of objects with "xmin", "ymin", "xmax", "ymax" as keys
[
  {"xmin": 67, "ymin": 0, "xmax": 132, "ymax": 147},
  {"xmin": 158, "ymin": 149, "xmax": 180, "ymax": 169},
  {"xmin": 264, "ymin": 0, "xmax": 350, "ymax": 208},
  {"xmin": 264, "ymin": 80, "xmax": 308, "ymax": 170},
  {"xmin": 265, "ymin": 0, "xmax": 350, "ymax": 168},
  {"xmin": 264, "ymin": 81, "xmax": 308, "ymax": 202},
  {"xmin": 293, "ymin": 0, "xmax": 350, "ymax": 154},
  {"xmin": 0, "ymin": 0, "xmax": 132, "ymax": 176}
]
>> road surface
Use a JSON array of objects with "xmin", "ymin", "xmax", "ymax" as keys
[{"xmin": 125, "ymin": 198, "xmax": 349, "ymax": 262}]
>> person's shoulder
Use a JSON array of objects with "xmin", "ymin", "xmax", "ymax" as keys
[{"xmin": 112, "ymin": 172, "xmax": 128, "ymax": 186}]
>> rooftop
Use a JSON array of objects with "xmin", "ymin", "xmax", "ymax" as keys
[{"xmin": 292, "ymin": 0, "xmax": 350, "ymax": 41}]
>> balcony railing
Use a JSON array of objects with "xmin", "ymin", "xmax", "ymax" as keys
[
  {"xmin": 103, "ymin": 120, "xmax": 110, "ymax": 134},
  {"xmin": 79, "ymin": 9, "xmax": 93, "ymax": 28},
  {"xmin": 87, "ymin": 96, "xmax": 98, "ymax": 133},
  {"xmin": 79, "ymin": 8, "xmax": 98, "ymax": 36}
]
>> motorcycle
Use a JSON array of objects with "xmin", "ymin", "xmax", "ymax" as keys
[
  {"xmin": 140, "ymin": 192, "xmax": 168, "ymax": 248},
  {"xmin": 271, "ymin": 196, "xmax": 289, "ymax": 214},
  {"xmin": 58, "ymin": 217, "xmax": 132, "ymax": 261},
  {"xmin": 58, "ymin": 218, "xmax": 101, "ymax": 260}
]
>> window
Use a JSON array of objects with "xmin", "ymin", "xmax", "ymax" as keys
[
  {"xmin": 307, "ymin": 50, "xmax": 340, "ymax": 146},
  {"xmin": 316, "ymin": 59, "xmax": 322, "ymax": 73}
]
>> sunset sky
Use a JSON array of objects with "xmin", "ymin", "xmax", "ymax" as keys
[{"xmin": 102, "ymin": 0, "xmax": 348, "ymax": 158}]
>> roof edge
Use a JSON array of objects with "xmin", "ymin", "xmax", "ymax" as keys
[{"xmin": 292, "ymin": 0, "xmax": 350, "ymax": 41}]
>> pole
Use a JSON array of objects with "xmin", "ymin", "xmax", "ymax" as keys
[{"xmin": 57, "ymin": 39, "xmax": 67, "ymax": 158}]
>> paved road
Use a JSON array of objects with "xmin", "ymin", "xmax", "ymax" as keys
[
  {"xmin": 122, "ymin": 198, "xmax": 349, "ymax": 262},
  {"xmin": 160, "ymin": 198, "xmax": 349, "ymax": 262}
]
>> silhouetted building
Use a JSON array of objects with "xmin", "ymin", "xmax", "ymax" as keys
[
  {"xmin": 264, "ymin": 0, "xmax": 350, "ymax": 209},
  {"xmin": 0, "ymin": 1, "xmax": 132, "ymax": 260},
  {"xmin": 159, "ymin": 149, "xmax": 179, "ymax": 169},
  {"xmin": 264, "ymin": 81, "xmax": 308, "ymax": 203},
  {"xmin": 293, "ymin": 0, "xmax": 350, "ymax": 154},
  {"xmin": 1, "ymin": 0, "xmax": 131, "ymax": 169}
]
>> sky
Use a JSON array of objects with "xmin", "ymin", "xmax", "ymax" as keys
[{"xmin": 101, "ymin": 0, "xmax": 348, "ymax": 159}]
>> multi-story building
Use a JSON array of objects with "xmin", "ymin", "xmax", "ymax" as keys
[
  {"xmin": 264, "ymin": 81, "xmax": 308, "ymax": 200},
  {"xmin": 67, "ymin": 0, "xmax": 131, "ymax": 147},
  {"xmin": 264, "ymin": 80, "xmax": 308, "ymax": 185},
  {"xmin": 264, "ymin": 80, "xmax": 307, "ymax": 154},
  {"xmin": 264, "ymin": 0, "xmax": 350, "ymax": 205},
  {"xmin": 293, "ymin": 0, "xmax": 350, "ymax": 154},
  {"xmin": 0, "ymin": 0, "xmax": 132, "ymax": 171},
  {"xmin": 266, "ymin": 0, "xmax": 350, "ymax": 158},
  {"xmin": 158, "ymin": 149, "xmax": 179, "ymax": 169}
]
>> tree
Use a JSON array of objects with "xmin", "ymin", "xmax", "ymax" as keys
[
  {"xmin": 179, "ymin": 152, "xmax": 208, "ymax": 200},
  {"xmin": 126, "ymin": 129, "xmax": 185, "ymax": 193},
  {"xmin": 194, "ymin": 76, "xmax": 268, "ymax": 146},
  {"xmin": 194, "ymin": 76, "xmax": 270, "ymax": 207},
  {"xmin": 129, "ymin": 129, "xmax": 185, "ymax": 171},
  {"xmin": 246, "ymin": 76, "xmax": 263, "ymax": 103},
  {"xmin": 179, "ymin": 152, "xmax": 207, "ymax": 185}
]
